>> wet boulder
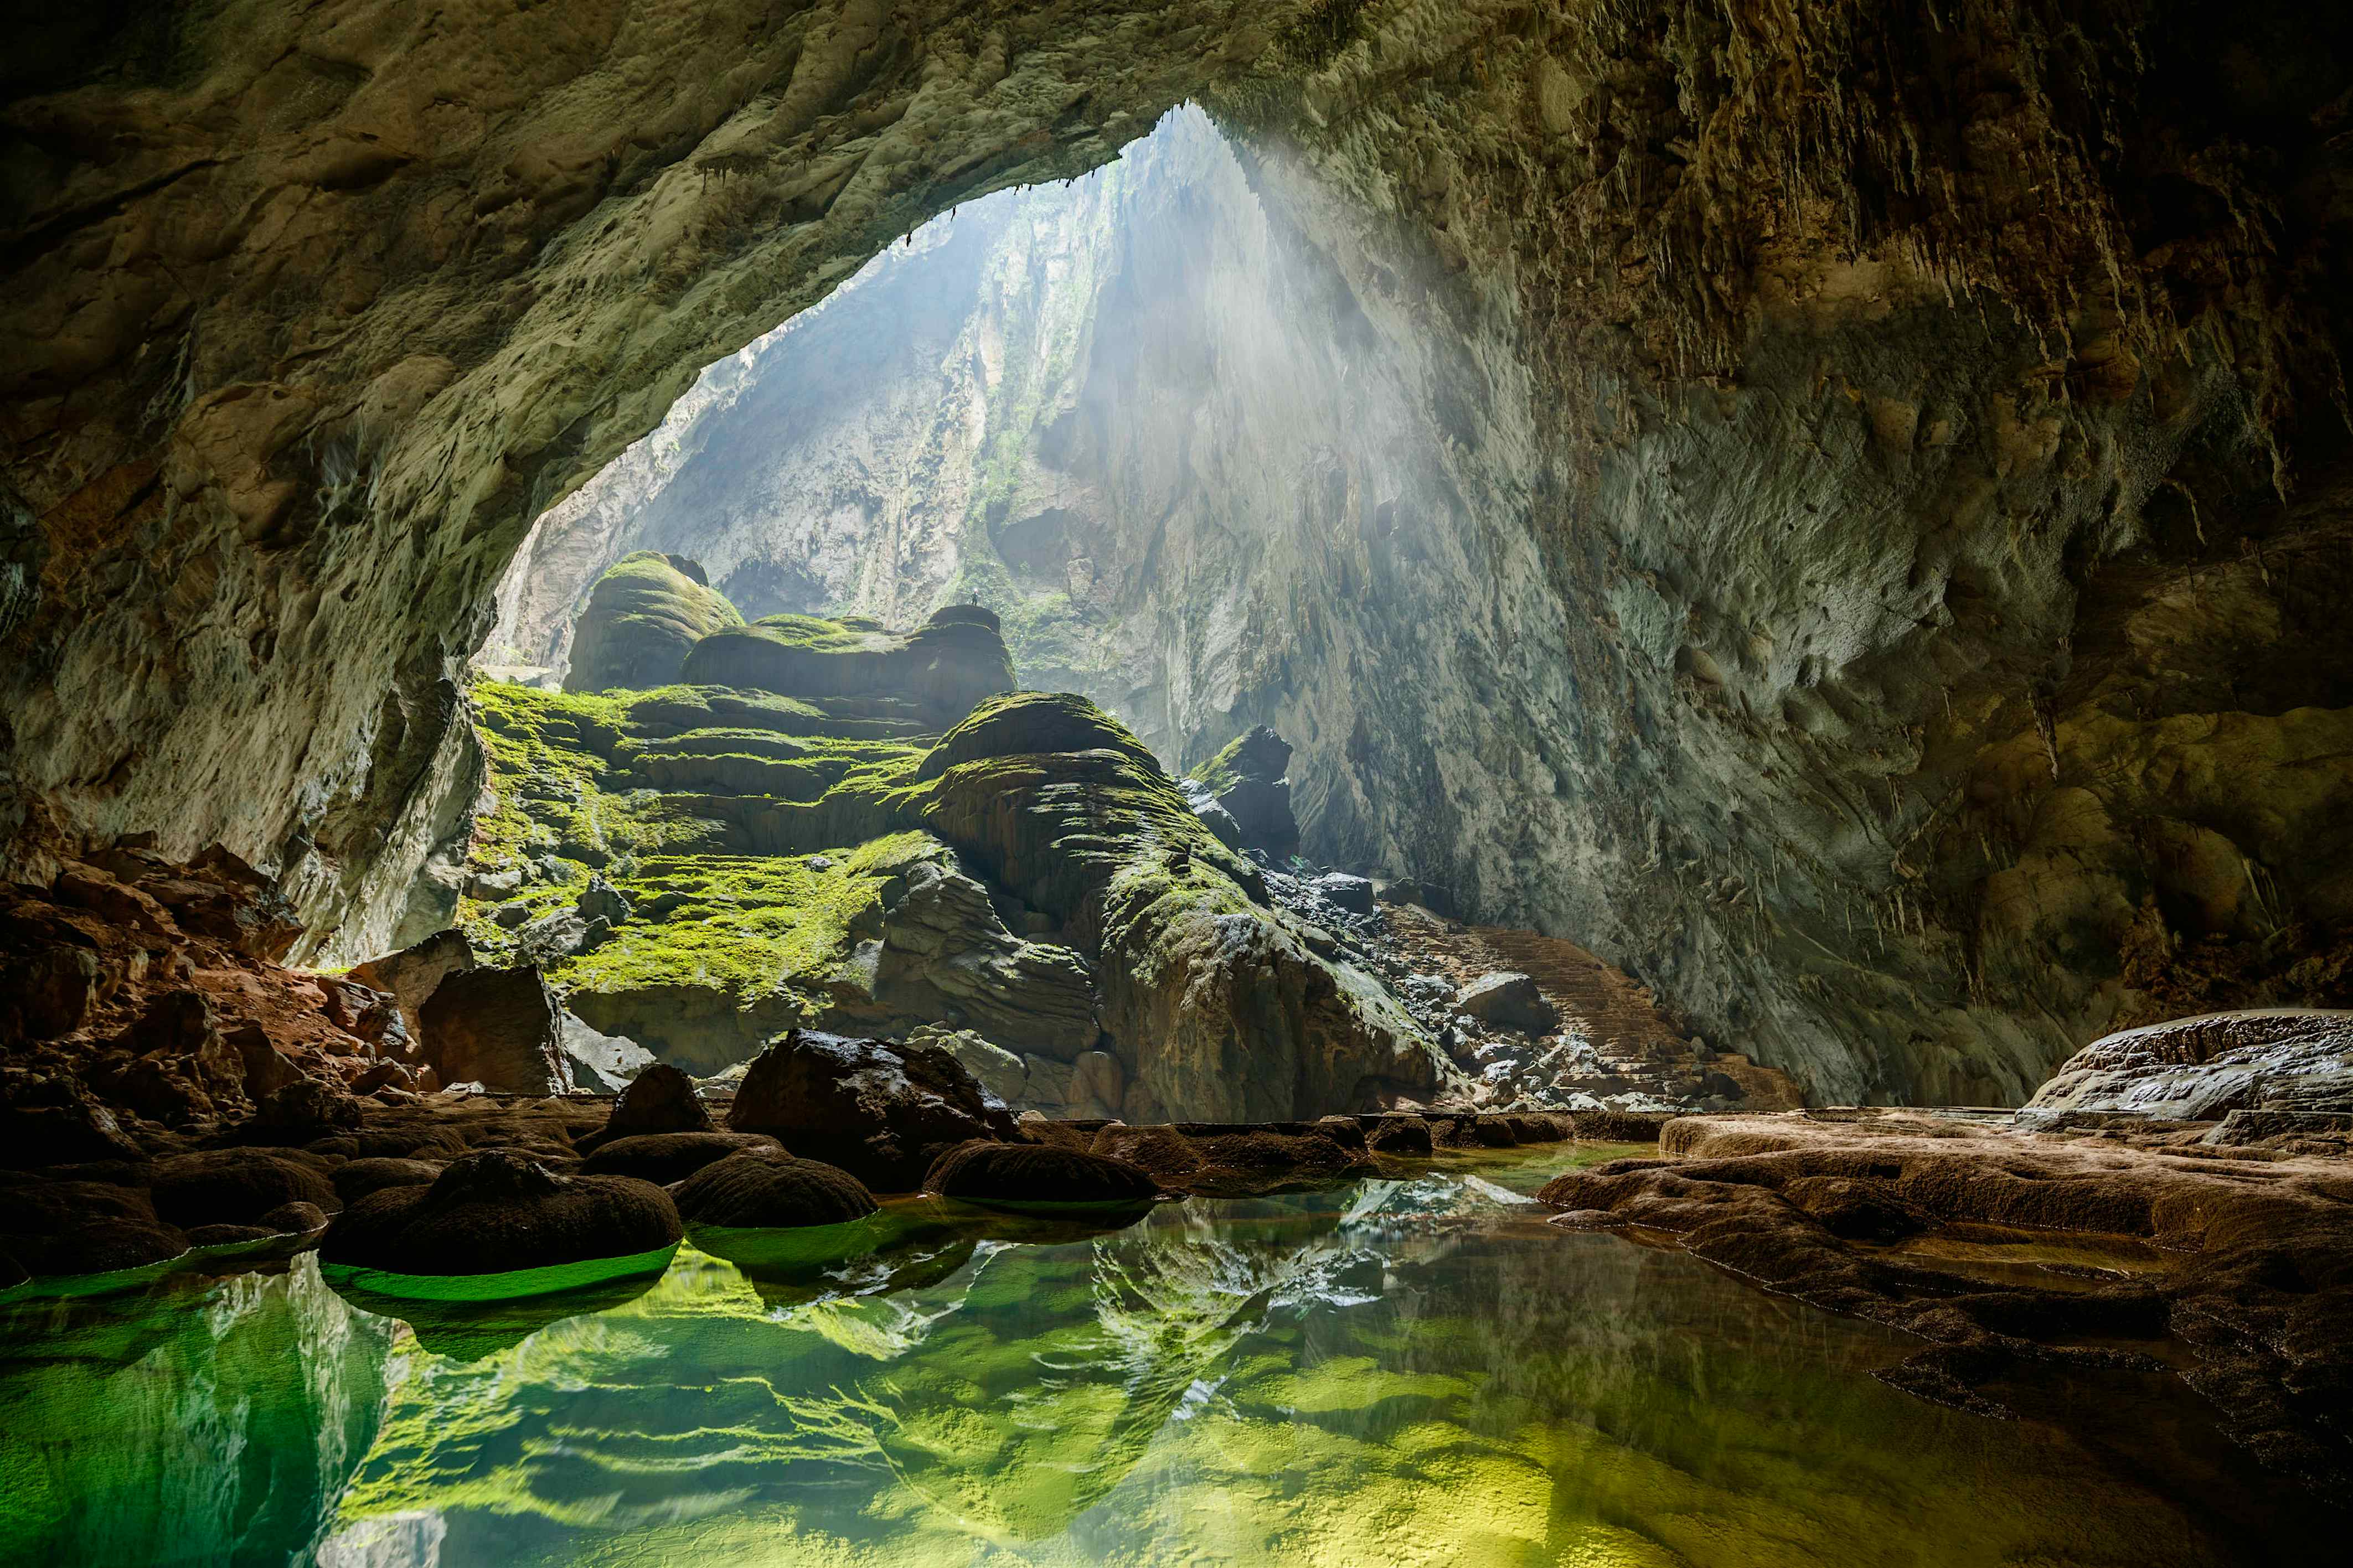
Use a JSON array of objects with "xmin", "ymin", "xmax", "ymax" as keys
[
  {"xmin": 726, "ymin": 1029, "xmax": 1017, "ymax": 1191},
  {"xmin": 0, "ymin": 1176, "xmax": 187, "ymax": 1277},
  {"xmin": 0, "ymin": 1070, "xmax": 147, "ymax": 1168},
  {"xmin": 672, "ymin": 1146, "xmax": 879, "ymax": 1228},
  {"xmin": 581, "ymin": 1131, "xmax": 783, "ymax": 1186},
  {"xmin": 147, "ymin": 1148, "xmax": 339, "ymax": 1228},
  {"xmin": 1456, "ymin": 972, "xmax": 1560, "ymax": 1034},
  {"xmin": 333, "ymin": 1157, "xmax": 445, "ymax": 1204},
  {"xmin": 319, "ymin": 1151, "xmax": 680, "ymax": 1279},
  {"xmin": 922, "ymin": 1141, "xmax": 1159, "ymax": 1212},
  {"xmin": 417, "ymin": 966, "xmax": 572, "ymax": 1094}
]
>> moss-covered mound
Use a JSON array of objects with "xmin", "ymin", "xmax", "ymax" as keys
[
  {"xmin": 682, "ymin": 605, "xmax": 1015, "ymax": 726},
  {"xmin": 460, "ymin": 612, "xmax": 1450, "ymax": 1115},
  {"xmin": 563, "ymin": 553, "xmax": 744, "ymax": 694}
]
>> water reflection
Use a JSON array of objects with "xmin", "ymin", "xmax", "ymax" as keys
[{"xmin": 0, "ymin": 1151, "xmax": 2337, "ymax": 1566}]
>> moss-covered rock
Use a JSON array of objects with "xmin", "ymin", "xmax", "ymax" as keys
[
  {"xmin": 563, "ymin": 553, "xmax": 743, "ymax": 694},
  {"xmin": 682, "ymin": 605, "xmax": 1015, "ymax": 727}
]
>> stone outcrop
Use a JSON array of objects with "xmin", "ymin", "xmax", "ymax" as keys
[
  {"xmin": 1454, "ymin": 972, "xmax": 1560, "ymax": 1035},
  {"xmin": 1187, "ymin": 728, "xmax": 1301, "ymax": 865},
  {"xmin": 319, "ymin": 1151, "xmax": 680, "ymax": 1280},
  {"xmin": 2022, "ymin": 1010, "xmax": 2353, "ymax": 1123},
  {"xmin": 681, "ymin": 606, "xmax": 1015, "ymax": 729},
  {"xmin": 563, "ymin": 553, "xmax": 742, "ymax": 694},
  {"xmin": 725, "ymin": 1029, "xmax": 1018, "ymax": 1192},
  {"xmin": 415, "ymin": 966, "xmax": 571, "ymax": 1095},
  {"xmin": 1537, "ymin": 1110, "xmax": 2353, "ymax": 1486}
]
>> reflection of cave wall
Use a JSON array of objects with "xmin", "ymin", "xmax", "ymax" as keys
[{"xmin": 5, "ymin": 1, "xmax": 2350, "ymax": 1105}]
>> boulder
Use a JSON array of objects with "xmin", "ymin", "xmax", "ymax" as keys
[
  {"xmin": 1091, "ymin": 1121, "xmax": 1377, "ymax": 1197},
  {"xmin": 563, "ymin": 552, "xmax": 744, "ymax": 694},
  {"xmin": 560, "ymin": 1011, "xmax": 656, "ymax": 1094},
  {"xmin": 922, "ymin": 1140, "xmax": 1159, "ymax": 1211},
  {"xmin": 1310, "ymin": 873, "xmax": 1376, "ymax": 916},
  {"xmin": 909, "ymin": 1026, "xmax": 1028, "ymax": 1106},
  {"xmin": 1, "ymin": 944, "xmax": 104, "ymax": 1038},
  {"xmin": 577, "ymin": 873, "xmax": 633, "ymax": 927},
  {"xmin": 581, "ymin": 1131, "xmax": 785, "ymax": 1186},
  {"xmin": 248, "ymin": 1078, "xmax": 366, "ymax": 1137},
  {"xmin": 515, "ymin": 905, "xmax": 613, "ymax": 966},
  {"xmin": 672, "ymin": 1146, "xmax": 879, "ymax": 1228},
  {"xmin": 349, "ymin": 929, "xmax": 475, "ymax": 1041},
  {"xmin": 1188, "ymin": 726, "xmax": 1299, "ymax": 862},
  {"xmin": 1456, "ymin": 972, "xmax": 1560, "ymax": 1034},
  {"xmin": 0, "ymin": 1070, "xmax": 146, "ymax": 1168},
  {"xmin": 2023, "ymin": 1009, "xmax": 2353, "ymax": 1122},
  {"xmin": 318, "ymin": 1151, "xmax": 680, "ymax": 1279},
  {"xmin": 333, "ymin": 1157, "xmax": 445, "ymax": 1204},
  {"xmin": 873, "ymin": 862, "xmax": 1099, "ymax": 1058},
  {"xmin": 148, "ymin": 1148, "xmax": 339, "ymax": 1228},
  {"xmin": 725, "ymin": 1029, "xmax": 1018, "ymax": 1191},
  {"xmin": 0, "ymin": 1177, "xmax": 186, "ymax": 1276},
  {"xmin": 583, "ymin": 1062, "xmax": 713, "ymax": 1149},
  {"xmin": 417, "ymin": 966, "xmax": 573, "ymax": 1095}
]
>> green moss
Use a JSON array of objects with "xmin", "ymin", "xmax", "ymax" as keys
[
  {"xmin": 554, "ymin": 832, "xmax": 945, "ymax": 1007},
  {"xmin": 563, "ymin": 552, "xmax": 742, "ymax": 694},
  {"xmin": 1186, "ymin": 730, "xmax": 1257, "ymax": 795}
]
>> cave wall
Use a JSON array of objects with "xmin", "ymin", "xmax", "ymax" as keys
[{"xmin": 6, "ymin": 1, "xmax": 2350, "ymax": 1101}]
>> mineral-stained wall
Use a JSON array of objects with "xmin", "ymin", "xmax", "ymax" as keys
[{"xmin": 5, "ymin": 2, "xmax": 2350, "ymax": 1103}]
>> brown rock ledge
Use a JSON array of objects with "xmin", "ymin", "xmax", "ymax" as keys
[{"xmin": 1534, "ymin": 1110, "xmax": 2353, "ymax": 1489}]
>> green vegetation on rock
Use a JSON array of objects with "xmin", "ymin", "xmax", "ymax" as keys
[{"xmin": 562, "ymin": 552, "xmax": 742, "ymax": 694}]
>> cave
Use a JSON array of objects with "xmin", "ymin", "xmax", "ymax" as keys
[{"xmin": 5, "ymin": 1, "xmax": 2353, "ymax": 1560}]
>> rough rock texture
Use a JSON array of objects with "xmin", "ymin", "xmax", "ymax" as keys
[
  {"xmin": 1188, "ymin": 727, "xmax": 1301, "ymax": 865},
  {"xmin": 563, "ymin": 552, "xmax": 742, "ymax": 693},
  {"xmin": 922, "ymin": 1139, "xmax": 1159, "ymax": 1209},
  {"xmin": 6, "ymin": 2, "xmax": 2351, "ymax": 1110},
  {"xmin": 1455, "ymin": 972, "xmax": 1561, "ymax": 1034},
  {"xmin": 1538, "ymin": 1110, "xmax": 2353, "ymax": 1487},
  {"xmin": 1091, "ymin": 1120, "xmax": 1378, "ymax": 1198},
  {"xmin": 584, "ymin": 1062, "xmax": 711, "ymax": 1147},
  {"xmin": 669, "ymin": 1145, "xmax": 878, "ymax": 1228},
  {"xmin": 683, "ymin": 605, "xmax": 1015, "ymax": 728},
  {"xmin": 415, "ymin": 966, "xmax": 572, "ymax": 1095},
  {"xmin": 2, "ymin": 849, "xmax": 416, "ymax": 1141},
  {"xmin": 725, "ymin": 1028, "xmax": 1019, "ymax": 1192},
  {"xmin": 579, "ymin": 1130, "xmax": 782, "ymax": 1186},
  {"xmin": 319, "ymin": 1151, "xmax": 679, "ymax": 1277},
  {"xmin": 2024, "ymin": 1010, "xmax": 2353, "ymax": 1122},
  {"xmin": 923, "ymin": 693, "xmax": 1453, "ymax": 1119},
  {"xmin": 347, "ymin": 928, "xmax": 473, "ymax": 1043}
]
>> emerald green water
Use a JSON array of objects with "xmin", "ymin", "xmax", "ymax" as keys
[{"xmin": 0, "ymin": 1148, "xmax": 2336, "ymax": 1566}]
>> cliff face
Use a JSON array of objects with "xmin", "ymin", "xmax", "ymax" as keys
[{"xmin": 7, "ymin": 2, "xmax": 2350, "ymax": 1104}]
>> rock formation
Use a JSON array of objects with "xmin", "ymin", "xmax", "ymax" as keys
[
  {"xmin": 2022, "ymin": 1009, "xmax": 2353, "ymax": 1122},
  {"xmin": 564, "ymin": 552, "xmax": 743, "ymax": 693}
]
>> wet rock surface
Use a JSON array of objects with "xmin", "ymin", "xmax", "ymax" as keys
[
  {"xmin": 319, "ymin": 1151, "xmax": 679, "ymax": 1277},
  {"xmin": 670, "ymin": 1146, "xmax": 878, "ymax": 1229},
  {"xmin": 579, "ymin": 1131, "xmax": 784, "ymax": 1186},
  {"xmin": 923, "ymin": 1140, "xmax": 1160, "ymax": 1209},
  {"xmin": 1536, "ymin": 1109, "xmax": 2353, "ymax": 1487},
  {"xmin": 725, "ymin": 1029, "xmax": 1019, "ymax": 1192}
]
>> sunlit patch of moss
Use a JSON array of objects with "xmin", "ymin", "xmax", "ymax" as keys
[
  {"xmin": 553, "ymin": 832, "xmax": 946, "ymax": 1006},
  {"xmin": 1187, "ymin": 728, "xmax": 1259, "ymax": 795}
]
